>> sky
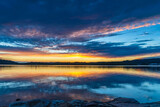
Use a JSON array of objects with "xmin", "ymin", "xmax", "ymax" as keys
[{"xmin": 0, "ymin": 0, "xmax": 160, "ymax": 62}]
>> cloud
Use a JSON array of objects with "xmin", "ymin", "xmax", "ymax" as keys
[
  {"xmin": 60, "ymin": 41, "xmax": 160, "ymax": 57},
  {"xmin": 135, "ymin": 40, "xmax": 153, "ymax": 43}
]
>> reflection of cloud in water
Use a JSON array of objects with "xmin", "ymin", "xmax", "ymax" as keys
[
  {"xmin": 0, "ymin": 65, "xmax": 160, "ymax": 105},
  {"xmin": 91, "ymin": 82, "xmax": 160, "ymax": 103},
  {"xmin": 0, "ymin": 87, "xmax": 113, "ymax": 106},
  {"xmin": 0, "ymin": 81, "xmax": 35, "ymax": 89},
  {"xmin": 50, "ymin": 74, "xmax": 160, "ymax": 89},
  {"xmin": 67, "ymin": 89, "xmax": 113, "ymax": 102},
  {"xmin": 32, "ymin": 77, "xmax": 76, "ymax": 84}
]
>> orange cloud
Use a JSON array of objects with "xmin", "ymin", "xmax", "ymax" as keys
[{"xmin": 69, "ymin": 16, "xmax": 160, "ymax": 38}]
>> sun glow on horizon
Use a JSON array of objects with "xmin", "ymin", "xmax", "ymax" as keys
[{"xmin": 1, "ymin": 50, "xmax": 160, "ymax": 63}]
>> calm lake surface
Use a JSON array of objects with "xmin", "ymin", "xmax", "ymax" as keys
[{"xmin": 0, "ymin": 65, "xmax": 160, "ymax": 106}]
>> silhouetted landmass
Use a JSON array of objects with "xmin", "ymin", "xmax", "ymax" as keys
[
  {"xmin": 0, "ymin": 58, "xmax": 160, "ymax": 65},
  {"xmin": 9, "ymin": 97, "xmax": 160, "ymax": 107},
  {"xmin": 0, "ymin": 59, "xmax": 18, "ymax": 64}
]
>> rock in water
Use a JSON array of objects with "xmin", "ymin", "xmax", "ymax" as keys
[
  {"xmin": 108, "ymin": 97, "xmax": 142, "ymax": 107},
  {"xmin": 16, "ymin": 99, "xmax": 21, "ymax": 102},
  {"xmin": 109, "ymin": 97, "xmax": 140, "ymax": 104},
  {"xmin": 142, "ymin": 101, "xmax": 160, "ymax": 107},
  {"xmin": 69, "ymin": 100, "xmax": 88, "ymax": 107},
  {"xmin": 27, "ymin": 99, "xmax": 50, "ymax": 107},
  {"xmin": 9, "ymin": 101, "xmax": 26, "ymax": 107},
  {"xmin": 9, "ymin": 98, "xmax": 160, "ymax": 107},
  {"xmin": 85, "ymin": 101, "xmax": 113, "ymax": 107},
  {"xmin": 50, "ymin": 100, "xmax": 68, "ymax": 107},
  {"xmin": 9, "ymin": 99, "xmax": 51, "ymax": 107}
]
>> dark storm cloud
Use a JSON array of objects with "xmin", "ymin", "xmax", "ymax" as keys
[
  {"xmin": 60, "ymin": 42, "xmax": 160, "ymax": 57},
  {"xmin": 0, "ymin": 45, "xmax": 38, "ymax": 53},
  {"xmin": 0, "ymin": 0, "xmax": 160, "ymax": 35}
]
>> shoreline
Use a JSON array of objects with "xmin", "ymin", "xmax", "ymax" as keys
[
  {"xmin": 1, "ymin": 64, "xmax": 160, "ymax": 68},
  {"xmin": 9, "ymin": 97, "xmax": 160, "ymax": 107}
]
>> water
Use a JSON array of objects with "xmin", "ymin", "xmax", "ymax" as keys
[{"xmin": 0, "ymin": 65, "xmax": 160, "ymax": 106}]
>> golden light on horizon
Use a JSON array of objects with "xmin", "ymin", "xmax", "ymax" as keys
[{"xmin": 1, "ymin": 50, "xmax": 160, "ymax": 63}]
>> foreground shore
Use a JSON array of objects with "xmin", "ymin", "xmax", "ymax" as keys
[{"xmin": 9, "ymin": 97, "xmax": 160, "ymax": 107}]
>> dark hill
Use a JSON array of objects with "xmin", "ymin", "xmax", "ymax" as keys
[
  {"xmin": 0, "ymin": 58, "xmax": 160, "ymax": 65},
  {"xmin": 0, "ymin": 59, "xmax": 18, "ymax": 64}
]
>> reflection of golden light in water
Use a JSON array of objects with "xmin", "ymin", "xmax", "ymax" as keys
[
  {"xmin": 0, "ymin": 65, "xmax": 160, "ymax": 79},
  {"xmin": 68, "ymin": 93, "xmax": 113, "ymax": 102}
]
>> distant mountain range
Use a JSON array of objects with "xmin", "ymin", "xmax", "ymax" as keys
[{"xmin": 0, "ymin": 58, "xmax": 160, "ymax": 65}]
